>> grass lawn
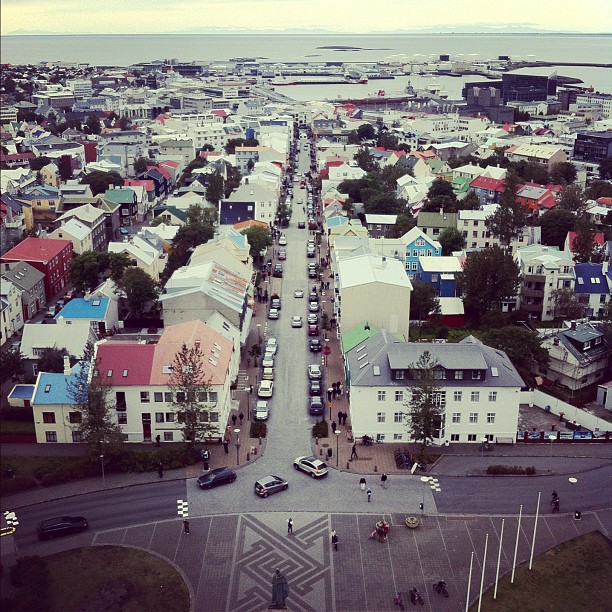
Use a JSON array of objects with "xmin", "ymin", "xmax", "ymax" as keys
[
  {"xmin": 0, "ymin": 455, "xmax": 85, "ymax": 479},
  {"xmin": 469, "ymin": 531, "xmax": 612, "ymax": 611},
  {"xmin": 46, "ymin": 546, "xmax": 190, "ymax": 612}
]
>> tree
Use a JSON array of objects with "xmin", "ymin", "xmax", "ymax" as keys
[
  {"xmin": 409, "ymin": 282, "xmax": 441, "ymax": 324},
  {"xmin": 380, "ymin": 165, "xmax": 412, "ymax": 192},
  {"xmin": 599, "ymin": 157, "xmax": 612, "ymax": 180},
  {"xmin": 224, "ymin": 165, "xmax": 242, "ymax": 198},
  {"xmin": 29, "ymin": 156, "xmax": 53, "ymax": 171},
  {"xmin": 388, "ymin": 212, "xmax": 415, "ymax": 238},
  {"xmin": 538, "ymin": 209, "xmax": 576, "ymax": 249},
  {"xmin": 552, "ymin": 288, "xmax": 588, "ymax": 320},
  {"xmin": 85, "ymin": 114, "xmax": 101, "ymax": 135},
  {"xmin": 457, "ymin": 246, "xmax": 522, "ymax": 322},
  {"xmin": 70, "ymin": 251, "xmax": 131, "ymax": 292},
  {"xmin": 276, "ymin": 202, "xmax": 292, "ymax": 227},
  {"xmin": 427, "ymin": 178, "xmax": 456, "ymax": 201},
  {"xmin": 550, "ymin": 162, "xmax": 577, "ymax": 185},
  {"xmin": 585, "ymin": 180, "xmax": 612, "ymax": 200},
  {"xmin": 205, "ymin": 170, "xmax": 224, "ymax": 204},
  {"xmin": 556, "ymin": 184, "xmax": 587, "ymax": 214},
  {"xmin": 438, "ymin": 227, "xmax": 465, "ymax": 256},
  {"xmin": 37, "ymin": 347, "xmax": 69, "ymax": 373},
  {"xmin": 69, "ymin": 344, "xmax": 125, "ymax": 459},
  {"xmin": 363, "ymin": 192, "xmax": 405, "ymax": 215},
  {"xmin": 80, "ymin": 170, "xmax": 123, "ymax": 196},
  {"xmin": 457, "ymin": 191, "xmax": 481, "ymax": 211},
  {"xmin": 357, "ymin": 124, "xmax": 376, "ymax": 140},
  {"xmin": 242, "ymin": 225, "xmax": 272, "ymax": 260},
  {"xmin": 421, "ymin": 195, "xmax": 457, "ymax": 213},
  {"xmin": 380, "ymin": 132, "xmax": 399, "ymax": 150},
  {"xmin": 186, "ymin": 204, "xmax": 217, "ymax": 226},
  {"xmin": 163, "ymin": 221, "xmax": 215, "ymax": 279},
  {"xmin": 403, "ymin": 351, "xmax": 444, "ymax": 453},
  {"xmin": 354, "ymin": 147, "xmax": 378, "ymax": 172},
  {"xmin": 169, "ymin": 343, "xmax": 217, "ymax": 446},
  {"xmin": 485, "ymin": 170, "xmax": 526, "ymax": 247},
  {"xmin": 0, "ymin": 350, "xmax": 24, "ymax": 384},
  {"xmin": 57, "ymin": 155, "xmax": 73, "ymax": 181},
  {"xmin": 225, "ymin": 138, "xmax": 246, "ymax": 154},
  {"xmin": 119, "ymin": 268, "xmax": 158, "ymax": 316},
  {"xmin": 571, "ymin": 217, "xmax": 597, "ymax": 263},
  {"xmin": 134, "ymin": 157, "xmax": 155, "ymax": 174},
  {"xmin": 347, "ymin": 130, "xmax": 360, "ymax": 145}
]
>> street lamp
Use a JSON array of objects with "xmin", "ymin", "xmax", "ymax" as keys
[
  {"xmin": 235, "ymin": 428, "xmax": 241, "ymax": 466},
  {"xmin": 480, "ymin": 437, "xmax": 488, "ymax": 460},
  {"xmin": 420, "ymin": 475, "xmax": 429, "ymax": 513},
  {"xmin": 569, "ymin": 477, "xmax": 581, "ymax": 520},
  {"xmin": 257, "ymin": 324, "xmax": 262, "ymax": 344},
  {"xmin": 335, "ymin": 429, "xmax": 341, "ymax": 467},
  {"xmin": 548, "ymin": 434, "xmax": 556, "ymax": 458},
  {"xmin": 100, "ymin": 454, "xmax": 105, "ymax": 489}
]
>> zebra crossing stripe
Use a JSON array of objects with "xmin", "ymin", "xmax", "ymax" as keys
[{"xmin": 177, "ymin": 500, "xmax": 189, "ymax": 518}]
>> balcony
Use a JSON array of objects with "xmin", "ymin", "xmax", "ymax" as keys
[{"xmin": 521, "ymin": 288, "xmax": 544, "ymax": 299}]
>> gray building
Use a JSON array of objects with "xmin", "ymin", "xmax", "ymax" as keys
[{"xmin": 1, "ymin": 261, "xmax": 46, "ymax": 321}]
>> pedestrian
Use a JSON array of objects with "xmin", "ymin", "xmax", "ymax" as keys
[
  {"xmin": 343, "ymin": 411, "xmax": 348, "ymax": 425},
  {"xmin": 155, "ymin": 434, "xmax": 161, "ymax": 447},
  {"xmin": 250, "ymin": 384, "xmax": 253, "ymax": 395},
  {"xmin": 239, "ymin": 411, "xmax": 244, "ymax": 424},
  {"xmin": 338, "ymin": 382, "xmax": 343, "ymax": 396},
  {"xmin": 381, "ymin": 473, "xmax": 388, "ymax": 488},
  {"xmin": 158, "ymin": 461, "xmax": 164, "ymax": 478},
  {"xmin": 331, "ymin": 530, "xmax": 339, "ymax": 551},
  {"xmin": 360, "ymin": 477, "xmax": 366, "ymax": 491},
  {"xmin": 231, "ymin": 414, "xmax": 237, "ymax": 427},
  {"xmin": 327, "ymin": 388, "xmax": 333, "ymax": 401},
  {"xmin": 287, "ymin": 517, "xmax": 293, "ymax": 535},
  {"xmin": 367, "ymin": 487, "xmax": 372, "ymax": 502},
  {"xmin": 247, "ymin": 357, "xmax": 251, "ymax": 367},
  {"xmin": 382, "ymin": 521, "xmax": 389, "ymax": 540},
  {"xmin": 351, "ymin": 444, "xmax": 358, "ymax": 460},
  {"xmin": 338, "ymin": 411, "xmax": 343, "ymax": 425},
  {"xmin": 377, "ymin": 525, "xmax": 385, "ymax": 543},
  {"xmin": 183, "ymin": 519, "xmax": 190, "ymax": 534},
  {"xmin": 223, "ymin": 440, "xmax": 229, "ymax": 454}
]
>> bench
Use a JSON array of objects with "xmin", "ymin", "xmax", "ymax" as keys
[{"xmin": 496, "ymin": 437, "xmax": 515, "ymax": 445}]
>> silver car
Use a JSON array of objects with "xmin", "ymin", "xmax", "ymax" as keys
[{"xmin": 254, "ymin": 475, "xmax": 289, "ymax": 498}]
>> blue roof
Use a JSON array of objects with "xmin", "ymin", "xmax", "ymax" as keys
[
  {"xmin": 33, "ymin": 364, "xmax": 85, "ymax": 405},
  {"xmin": 55, "ymin": 297, "xmax": 109, "ymax": 319},
  {"xmin": 574, "ymin": 263, "xmax": 609, "ymax": 294},
  {"xmin": 9, "ymin": 384, "xmax": 35, "ymax": 400},
  {"xmin": 327, "ymin": 216, "xmax": 349, "ymax": 228}
]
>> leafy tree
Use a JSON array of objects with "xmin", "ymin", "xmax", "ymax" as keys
[
  {"xmin": 403, "ymin": 350, "xmax": 444, "ymax": 453},
  {"xmin": 485, "ymin": 170, "xmax": 526, "ymax": 247},
  {"xmin": 409, "ymin": 282, "xmax": 441, "ymax": 325},
  {"xmin": 249, "ymin": 343, "xmax": 261, "ymax": 367},
  {"xmin": 119, "ymin": 268, "xmax": 158, "ymax": 316},
  {"xmin": 70, "ymin": 251, "xmax": 131, "ymax": 292},
  {"xmin": 380, "ymin": 165, "xmax": 413, "ymax": 192},
  {"xmin": 354, "ymin": 147, "xmax": 378, "ymax": 172},
  {"xmin": 347, "ymin": 130, "xmax": 360, "ymax": 145},
  {"xmin": 57, "ymin": 155, "xmax": 73, "ymax": 181},
  {"xmin": 37, "ymin": 347, "xmax": 69, "ymax": 373},
  {"xmin": 538, "ymin": 209, "xmax": 576, "ymax": 249},
  {"xmin": 225, "ymin": 138, "xmax": 246, "ymax": 154},
  {"xmin": 186, "ymin": 204, "xmax": 217, "ymax": 226},
  {"xmin": 242, "ymin": 225, "xmax": 272, "ymax": 260},
  {"xmin": 0, "ymin": 350, "xmax": 24, "ymax": 384},
  {"xmin": 246, "ymin": 158, "xmax": 255, "ymax": 173},
  {"xmin": 357, "ymin": 124, "xmax": 376, "ymax": 140},
  {"xmin": 457, "ymin": 191, "xmax": 481, "ymax": 211},
  {"xmin": 585, "ymin": 180, "xmax": 612, "ymax": 200},
  {"xmin": 80, "ymin": 170, "xmax": 123, "ymax": 196},
  {"xmin": 427, "ymin": 178, "xmax": 456, "ymax": 201},
  {"xmin": 571, "ymin": 217, "xmax": 597, "ymax": 263},
  {"xmin": 338, "ymin": 178, "xmax": 368, "ymax": 202},
  {"xmin": 438, "ymin": 227, "xmax": 466, "ymax": 255},
  {"xmin": 118, "ymin": 116, "xmax": 131, "ymax": 130},
  {"xmin": 205, "ymin": 170, "xmax": 224, "ymax": 204},
  {"xmin": 85, "ymin": 114, "xmax": 101, "ymax": 135},
  {"xmin": 69, "ymin": 344, "xmax": 125, "ymax": 459},
  {"xmin": 457, "ymin": 246, "xmax": 522, "ymax": 322},
  {"xmin": 514, "ymin": 109, "xmax": 531, "ymax": 121},
  {"xmin": 29, "ymin": 156, "xmax": 53, "ymax": 171},
  {"xmin": 552, "ymin": 287, "xmax": 588, "ymax": 320},
  {"xmin": 550, "ymin": 162, "xmax": 577, "ymax": 185},
  {"xmin": 556, "ymin": 184, "xmax": 587, "ymax": 214},
  {"xmin": 509, "ymin": 160, "xmax": 549, "ymax": 185},
  {"xmin": 421, "ymin": 195, "xmax": 457, "ymax": 213},
  {"xmin": 134, "ymin": 157, "xmax": 155, "ymax": 174},
  {"xmin": 380, "ymin": 132, "xmax": 399, "ymax": 150},
  {"xmin": 276, "ymin": 202, "xmax": 292, "ymax": 227},
  {"xmin": 599, "ymin": 157, "xmax": 612, "ymax": 180},
  {"xmin": 224, "ymin": 165, "xmax": 242, "ymax": 197},
  {"xmin": 363, "ymin": 192, "xmax": 405, "ymax": 215},
  {"xmin": 163, "ymin": 221, "xmax": 215, "ymax": 279},
  {"xmin": 169, "ymin": 343, "xmax": 217, "ymax": 446},
  {"xmin": 201, "ymin": 144, "xmax": 215, "ymax": 152},
  {"xmin": 388, "ymin": 212, "xmax": 415, "ymax": 238}
]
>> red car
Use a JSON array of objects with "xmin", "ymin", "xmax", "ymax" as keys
[
  {"xmin": 308, "ymin": 324, "xmax": 319, "ymax": 336},
  {"xmin": 278, "ymin": 251, "xmax": 287, "ymax": 260}
]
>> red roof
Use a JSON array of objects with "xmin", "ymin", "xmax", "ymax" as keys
[
  {"xmin": 159, "ymin": 160, "xmax": 179, "ymax": 169},
  {"xmin": 567, "ymin": 231, "xmax": 605, "ymax": 252},
  {"xmin": 539, "ymin": 194, "xmax": 558, "ymax": 209},
  {"xmin": 211, "ymin": 109, "xmax": 229, "ymax": 118},
  {"xmin": 125, "ymin": 179, "xmax": 155, "ymax": 192},
  {"xmin": 1, "ymin": 237, "xmax": 72, "ymax": 263},
  {"xmin": 0, "ymin": 152, "xmax": 35, "ymax": 161},
  {"xmin": 147, "ymin": 165, "xmax": 171, "ymax": 181},
  {"xmin": 94, "ymin": 342, "xmax": 156, "ymax": 385},
  {"xmin": 470, "ymin": 176, "xmax": 506, "ymax": 192},
  {"xmin": 597, "ymin": 197, "xmax": 612, "ymax": 206}
]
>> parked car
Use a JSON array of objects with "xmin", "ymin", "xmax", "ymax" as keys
[
  {"xmin": 262, "ymin": 354, "xmax": 275, "ymax": 368},
  {"xmin": 9, "ymin": 340, "xmax": 21, "ymax": 353},
  {"xmin": 307, "ymin": 313, "xmax": 318, "ymax": 325},
  {"xmin": 309, "ymin": 379, "xmax": 322, "ymax": 395},
  {"xmin": 308, "ymin": 219, "xmax": 317, "ymax": 230},
  {"xmin": 119, "ymin": 227, "xmax": 130, "ymax": 235},
  {"xmin": 308, "ymin": 292, "xmax": 319, "ymax": 302},
  {"xmin": 278, "ymin": 236, "xmax": 287, "ymax": 246},
  {"xmin": 308, "ymin": 364, "xmax": 322, "ymax": 379},
  {"xmin": 308, "ymin": 324, "xmax": 319, "ymax": 336},
  {"xmin": 293, "ymin": 456, "xmax": 328, "ymax": 478},
  {"xmin": 292, "ymin": 315, "xmax": 303, "ymax": 328},
  {"xmin": 254, "ymin": 400, "xmax": 270, "ymax": 421},
  {"xmin": 309, "ymin": 396, "xmax": 324, "ymax": 415},
  {"xmin": 307, "ymin": 248, "xmax": 316, "ymax": 259},
  {"xmin": 309, "ymin": 301, "xmax": 320, "ymax": 312},
  {"xmin": 278, "ymin": 250, "xmax": 287, "ymax": 261},
  {"xmin": 297, "ymin": 221, "xmax": 306, "ymax": 229},
  {"xmin": 268, "ymin": 307, "xmax": 279, "ymax": 320},
  {"xmin": 254, "ymin": 475, "xmax": 288, "ymax": 498},
  {"xmin": 262, "ymin": 367, "xmax": 274, "ymax": 381},
  {"xmin": 196, "ymin": 467, "xmax": 237, "ymax": 489},
  {"xmin": 56, "ymin": 299, "xmax": 66, "ymax": 310},
  {"xmin": 257, "ymin": 380, "xmax": 274, "ymax": 398},
  {"xmin": 45, "ymin": 305, "xmax": 57, "ymax": 318},
  {"xmin": 309, "ymin": 338, "xmax": 322, "ymax": 352},
  {"xmin": 265, "ymin": 338, "xmax": 278, "ymax": 355},
  {"xmin": 37, "ymin": 516, "xmax": 88, "ymax": 540},
  {"xmin": 294, "ymin": 289, "xmax": 304, "ymax": 298},
  {"xmin": 63, "ymin": 289, "xmax": 76, "ymax": 301},
  {"xmin": 271, "ymin": 298, "xmax": 281, "ymax": 310},
  {"xmin": 273, "ymin": 264, "xmax": 283, "ymax": 278}
]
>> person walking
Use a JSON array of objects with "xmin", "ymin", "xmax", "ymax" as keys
[
  {"xmin": 327, "ymin": 387, "xmax": 333, "ymax": 402},
  {"xmin": 183, "ymin": 519, "xmax": 190, "ymax": 535},
  {"xmin": 155, "ymin": 434, "xmax": 161, "ymax": 447},
  {"xmin": 239, "ymin": 412, "xmax": 244, "ymax": 425},
  {"xmin": 331, "ymin": 420, "xmax": 337, "ymax": 432},
  {"xmin": 331, "ymin": 530, "xmax": 339, "ymax": 551},
  {"xmin": 223, "ymin": 440, "xmax": 229, "ymax": 454},
  {"xmin": 338, "ymin": 411, "xmax": 343, "ymax": 425},
  {"xmin": 381, "ymin": 473, "xmax": 388, "ymax": 488},
  {"xmin": 249, "ymin": 385, "xmax": 253, "ymax": 396},
  {"xmin": 360, "ymin": 477, "xmax": 366, "ymax": 491},
  {"xmin": 338, "ymin": 382, "xmax": 343, "ymax": 396},
  {"xmin": 158, "ymin": 462, "xmax": 164, "ymax": 478},
  {"xmin": 287, "ymin": 517, "xmax": 293, "ymax": 535},
  {"xmin": 351, "ymin": 443, "xmax": 358, "ymax": 460},
  {"xmin": 367, "ymin": 487, "xmax": 372, "ymax": 502},
  {"xmin": 231, "ymin": 414, "xmax": 238, "ymax": 427}
]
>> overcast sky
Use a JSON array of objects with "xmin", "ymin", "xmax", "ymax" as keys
[{"xmin": 2, "ymin": 0, "xmax": 609, "ymax": 35}]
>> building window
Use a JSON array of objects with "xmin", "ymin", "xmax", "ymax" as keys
[
  {"xmin": 393, "ymin": 433, "xmax": 403, "ymax": 440},
  {"xmin": 154, "ymin": 392, "xmax": 163, "ymax": 402},
  {"xmin": 469, "ymin": 412, "xmax": 478, "ymax": 423},
  {"xmin": 454, "ymin": 391, "xmax": 462, "ymax": 402},
  {"xmin": 433, "ymin": 369, "xmax": 446, "ymax": 379},
  {"xmin": 210, "ymin": 412, "xmax": 219, "ymax": 423},
  {"xmin": 209, "ymin": 392, "xmax": 218, "ymax": 404},
  {"xmin": 43, "ymin": 412, "xmax": 56, "ymax": 424},
  {"xmin": 45, "ymin": 431, "xmax": 58, "ymax": 442},
  {"xmin": 411, "ymin": 262, "xmax": 418, "ymax": 271},
  {"xmin": 165, "ymin": 412, "xmax": 175, "ymax": 422},
  {"xmin": 450, "ymin": 434, "xmax": 460, "ymax": 442},
  {"xmin": 395, "ymin": 370, "xmax": 405, "ymax": 380},
  {"xmin": 176, "ymin": 392, "xmax": 186, "ymax": 403},
  {"xmin": 466, "ymin": 434, "xmax": 476, "ymax": 442},
  {"xmin": 455, "ymin": 371, "xmax": 463, "ymax": 380},
  {"xmin": 140, "ymin": 391, "xmax": 150, "ymax": 403},
  {"xmin": 164, "ymin": 392, "xmax": 173, "ymax": 402},
  {"xmin": 164, "ymin": 432, "xmax": 174, "ymax": 442},
  {"xmin": 487, "ymin": 412, "xmax": 496, "ymax": 424},
  {"xmin": 433, "ymin": 392, "xmax": 446, "ymax": 407},
  {"xmin": 69, "ymin": 412, "xmax": 82, "ymax": 424},
  {"xmin": 394, "ymin": 412, "xmax": 403, "ymax": 423},
  {"xmin": 117, "ymin": 413, "xmax": 127, "ymax": 424},
  {"xmin": 412, "ymin": 249, "xmax": 418, "ymax": 257},
  {"xmin": 377, "ymin": 391, "xmax": 386, "ymax": 401},
  {"xmin": 377, "ymin": 412, "xmax": 386, "ymax": 423},
  {"xmin": 72, "ymin": 431, "xmax": 83, "ymax": 442},
  {"xmin": 395, "ymin": 390, "xmax": 404, "ymax": 402},
  {"xmin": 452, "ymin": 412, "xmax": 461, "ymax": 423},
  {"xmin": 472, "ymin": 370, "xmax": 481, "ymax": 380},
  {"xmin": 155, "ymin": 413, "xmax": 164, "ymax": 423},
  {"xmin": 471, "ymin": 392, "xmax": 480, "ymax": 402},
  {"xmin": 488, "ymin": 392, "xmax": 497, "ymax": 402}
]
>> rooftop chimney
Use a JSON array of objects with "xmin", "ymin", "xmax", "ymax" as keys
[
  {"xmin": 63, "ymin": 355, "xmax": 71, "ymax": 376},
  {"xmin": 570, "ymin": 320, "xmax": 577, "ymax": 330},
  {"xmin": 195, "ymin": 340, "xmax": 201, "ymax": 349}
]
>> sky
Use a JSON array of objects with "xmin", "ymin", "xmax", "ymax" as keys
[{"xmin": 1, "ymin": 0, "xmax": 609, "ymax": 35}]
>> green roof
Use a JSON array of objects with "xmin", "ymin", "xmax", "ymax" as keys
[
  {"xmin": 104, "ymin": 188, "xmax": 135, "ymax": 204},
  {"xmin": 341, "ymin": 321, "xmax": 381, "ymax": 354},
  {"xmin": 452, "ymin": 176, "xmax": 472, "ymax": 194}
]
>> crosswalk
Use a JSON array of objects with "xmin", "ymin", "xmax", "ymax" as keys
[
  {"xmin": 236, "ymin": 369, "xmax": 250, "ymax": 392},
  {"xmin": 422, "ymin": 476, "xmax": 442, "ymax": 492}
]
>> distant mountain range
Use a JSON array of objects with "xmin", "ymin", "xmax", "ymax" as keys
[{"xmin": 3, "ymin": 25, "xmax": 610, "ymax": 36}]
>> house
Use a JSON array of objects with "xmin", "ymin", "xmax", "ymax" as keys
[
  {"xmin": 335, "ymin": 253, "xmax": 412, "ymax": 341},
  {"xmin": 0, "ymin": 279, "xmax": 23, "ymax": 346},
  {"xmin": 54, "ymin": 294, "xmax": 119, "ymax": 335},
  {"xmin": 19, "ymin": 319, "xmax": 97, "ymax": 379},
  {"xmin": 573, "ymin": 262, "xmax": 612, "ymax": 319},
  {"xmin": 516, "ymin": 184, "xmax": 558, "ymax": 214},
  {"xmin": 417, "ymin": 211, "xmax": 458, "ymax": 240},
  {"xmin": 346, "ymin": 333, "xmax": 524, "ymax": 444},
  {"xmin": 438, "ymin": 297, "xmax": 465, "ymax": 327},
  {"xmin": 534, "ymin": 321, "xmax": 609, "ymax": 392},
  {"xmin": 564, "ymin": 231, "xmax": 605, "ymax": 257},
  {"xmin": 48, "ymin": 218, "xmax": 96, "ymax": 255},
  {"xmin": 1, "ymin": 238, "xmax": 73, "ymax": 299},
  {"xmin": 469, "ymin": 176, "xmax": 506, "ymax": 206},
  {"xmin": 1, "ymin": 194, "xmax": 30, "ymax": 250},
  {"xmin": 107, "ymin": 229, "xmax": 167, "ymax": 282},
  {"xmin": 152, "ymin": 205, "xmax": 187, "ymax": 226},
  {"xmin": 104, "ymin": 187, "xmax": 138, "ymax": 228},
  {"xmin": 457, "ymin": 206, "xmax": 498, "ymax": 252},
  {"xmin": 394, "ymin": 226, "xmax": 441, "ymax": 280},
  {"xmin": 506, "ymin": 144, "xmax": 567, "ymax": 170},
  {"xmin": 40, "ymin": 163, "xmax": 60, "ymax": 187},
  {"xmin": 53, "ymin": 204, "xmax": 108, "ymax": 252},
  {"xmin": 20, "ymin": 185, "xmax": 61, "ymax": 227},
  {"xmin": 1, "ymin": 261, "xmax": 46, "ymax": 321},
  {"xmin": 364, "ymin": 214, "xmax": 397, "ymax": 238},
  {"xmin": 418, "ymin": 256, "xmax": 463, "ymax": 297},
  {"xmin": 221, "ymin": 181, "xmax": 277, "ymax": 226}
]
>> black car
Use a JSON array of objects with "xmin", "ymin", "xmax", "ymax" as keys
[
  {"xmin": 298, "ymin": 221, "xmax": 306, "ymax": 229},
  {"xmin": 273, "ymin": 264, "xmax": 283, "ymax": 278},
  {"xmin": 309, "ymin": 379, "xmax": 322, "ymax": 396},
  {"xmin": 196, "ymin": 467, "xmax": 237, "ymax": 489},
  {"xmin": 37, "ymin": 516, "xmax": 88, "ymax": 540},
  {"xmin": 309, "ymin": 395, "xmax": 324, "ymax": 415},
  {"xmin": 309, "ymin": 338, "xmax": 322, "ymax": 352}
]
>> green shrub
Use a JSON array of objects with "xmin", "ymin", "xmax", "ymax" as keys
[
  {"xmin": 487, "ymin": 464, "xmax": 537, "ymax": 475},
  {"xmin": 312, "ymin": 419, "xmax": 328, "ymax": 439},
  {"xmin": 41, "ymin": 470, "xmax": 73, "ymax": 487},
  {"xmin": 0, "ymin": 475, "xmax": 38, "ymax": 496},
  {"xmin": 250, "ymin": 421, "xmax": 267, "ymax": 438}
]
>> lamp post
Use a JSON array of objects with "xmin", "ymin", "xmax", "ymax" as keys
[
  {"xmin": 235, "ymin": 428, "xmax": 241, "ymax": 466},
  {"xmin": 420, "ymin": 475, "xmax": 429, "ymax": 513},
  {"xmin": 548, "ymin": 434, "xmax": 556, "ymax": 458},
  {"xmin": 335, "ymin": 429, "xmax": 340, "ymax": 467},
  {"xmin": 480, "ymin": 437, "xmax": 488, "ymax": 460},
  {"xmin": 100, "ymin": 454, "xmax": 105, "ymax": 489},
  {"xmin": 569, "ymin": 476, "xmax": 580, "ymax": 520},
  {"xmin": 257, "ymin": 324, "xmax": 262, "ymax": 345}
]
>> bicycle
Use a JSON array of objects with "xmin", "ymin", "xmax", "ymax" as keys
[
  {"xmin": 393, "ymin": 591, "xmax": 405, "ymax": 610},
  {"xmin": 433, "ymin": 581, "xmax": 449, "ymax": 597}
]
